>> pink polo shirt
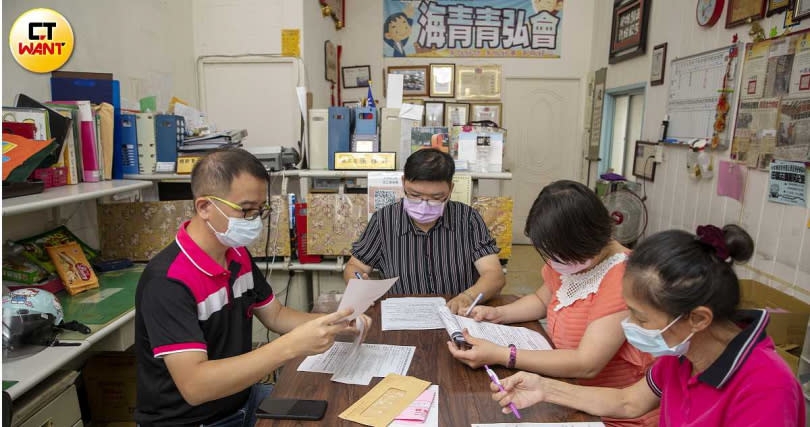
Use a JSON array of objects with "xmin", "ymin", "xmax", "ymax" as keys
[{"xmin": 646, "ymin": 309, "xmax": 805, "ymax": 427}]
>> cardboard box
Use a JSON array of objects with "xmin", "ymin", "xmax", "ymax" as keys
[
  {"xmin": 739, "ymin": 280, "xmax": 810, "ymax": 374},
  {"xmin": 82, "ymin": 352, "xmax": 137, "ymax": 422},
  {"xmin": 739, "ymin": 280, "xmax": 810, "ymax": 346}
]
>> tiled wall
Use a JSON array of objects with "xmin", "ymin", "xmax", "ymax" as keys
[{"xmin": 643, "ymin": 148, "xmax": 810, "ymax": 303}]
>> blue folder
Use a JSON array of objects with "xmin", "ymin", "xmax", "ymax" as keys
[
  {"xmin": 119, "ymin": 114, "xmax": 139, "ymax": 175},
  {"xmin": 328, "ymin": 107, "xmax": 351, "ymax": 170}
]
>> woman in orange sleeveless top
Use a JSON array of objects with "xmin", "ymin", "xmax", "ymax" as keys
[{"xmin": 447, "ymin": 180, "xmax": 659, "ymax": 426}]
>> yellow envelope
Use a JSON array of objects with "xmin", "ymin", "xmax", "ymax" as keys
[{"xmin": 338, "ymin": 374, "xmax": 430, "ymax": 427}]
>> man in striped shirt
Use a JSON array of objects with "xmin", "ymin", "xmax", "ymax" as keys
[{"xmin": 345, "ymin": 149, "xmax": 506, "ymax": 314}]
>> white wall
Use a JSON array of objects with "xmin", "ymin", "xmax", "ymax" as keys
[
  {"xmin": 2, "ymin": 0, "xmax": 196, "ymax": 109},
  {"xmin": 302, "ymin": 0, "xmax": 341, "ymax": 109},
  {"xmin": 2, "ymin": 0, "xmax": 196, "ymax": 249},
  {"xmin": 591, "ymin": 2, "xmax": 810, "ymax": 302}
]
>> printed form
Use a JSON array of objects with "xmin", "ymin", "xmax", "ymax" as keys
[
  {"xmin": 298, "ymin": 342, "xmax": 416, "ymax": 385},
  {"xmin": 381, "ymin": 297, "xmax": 447, "ymax": 330}
]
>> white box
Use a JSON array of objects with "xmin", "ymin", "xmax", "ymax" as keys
[{"xmin": 309, "ymin": 109, "xmax": 329, "ymax": 169}]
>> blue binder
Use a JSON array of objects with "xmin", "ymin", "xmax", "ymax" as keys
[
  {"xmin": 154, "ymin": 114, "xmax": 184, "ymax": 171},
  {"xmin": 119, "ymin": 114, "xmax": 139, "ymax": 175},
  {"xmin": 353, "ymin": 106, "xmax": 377, "ymax": 136},
  {"xmin": 51, "ymin": 77, "xmax": 126, "ymax": 179},
  {"xmin": 328, "ymin": 107, "xmax": 351, "ymax": 170}
]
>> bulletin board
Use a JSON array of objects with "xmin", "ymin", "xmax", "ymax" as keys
[
  {"xmin": 731, "ymin": 29, "xmax": 810, "ymax": 169},
  {"xmin": 197, "ymin": 56, "xmax": 302, "ymax": 152},
  {"xmin": 666, "ymin": 44, "xmax": 740, "ymax": 146}
]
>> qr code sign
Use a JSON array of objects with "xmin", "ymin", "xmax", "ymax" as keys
[{"xmin": 374, "ymin": 190, "xmax": 398, "ymax": 210}]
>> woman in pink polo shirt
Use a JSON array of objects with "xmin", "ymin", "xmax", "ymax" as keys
[{"xmin": 488, "ymin": 224, "xmax": 805, "ymax": 426}]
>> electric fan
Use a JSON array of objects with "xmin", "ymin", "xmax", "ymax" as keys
[{"xmin": 602, "ymin": 189, "xmax": 648, "ymax": 245}]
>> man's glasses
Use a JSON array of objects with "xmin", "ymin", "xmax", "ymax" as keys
[
  {"xmin": 403, "ymin": 190, "xmax": 448, "ymax": 207},
  {"xmin": 207, "ymin": 196, "xmax": 271, "ymax": 220}
]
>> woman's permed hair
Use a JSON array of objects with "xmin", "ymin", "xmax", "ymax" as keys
[{"xmin": 626, "ymin": 224, "xmax": 754, "ymax": 321}]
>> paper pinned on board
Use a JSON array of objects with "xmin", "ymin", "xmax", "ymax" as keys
[
  {"xmin": 387, "ymin": 74, "xmax": 404, "ymax": 109},
  {"xmin": 717, "ymin": 160, "xmax": 745, "ymax": 202},
  {"xmin": 399, "ymin": 104, "xmax": 424, "ymax": 121}
]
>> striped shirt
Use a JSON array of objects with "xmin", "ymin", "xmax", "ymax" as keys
[{"xmin": 352, "ymin": 200, "xmax": 499, "ymax": 294}]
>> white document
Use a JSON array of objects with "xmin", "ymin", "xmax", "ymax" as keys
[
  {"xmin": 381, "ymin": 297, "xmax": 447, "ymax": 331},
  {"xmin": 471, "ymin": 423, "xmax": 605, "ymax": 427},
  {"xmin": 387, "ymin": 74, "xmax": 404, "ymax": 108},
  {"xmin": 399, "ymin": 103, "xmax": 424, "ymax": 121},
  {"xmin": 298, "ymin": 342, "xmax": 416, "ymax": 386},
  {"xmin": 437, "ymin": 306, "xmax": 552, "ymax": 350},
  {"xmin": 338, "ymin": 277, "xmax": 399, "ymax": 321},
  {"xmin": 389, "ymin": 385, "xmax": 439, "ymax": 427}
]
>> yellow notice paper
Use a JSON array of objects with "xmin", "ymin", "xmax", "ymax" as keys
[
  {"xmin": 282, "ymin": 29, "xmax": 301, "ymax": 57},
  {"xmin": 339, "ymin": 374, "xmax": 430, "ymax": 427}
]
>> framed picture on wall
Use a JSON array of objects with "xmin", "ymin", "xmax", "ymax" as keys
[
  {"xmin": 403, "ymin": 98, "xmax": 424, "ymax": 105},
  {"xmin": 424, "ymin": 101, "xmax": 445, "ymax": 127},
  {"xmin": 795, "ymin": 0, "xmax": 810, "ymax": 20},
  {"xmin": 650, "ymin": 43, "xmax": 667, "ymax": 86},
  {"xmin": 445, "ymin": 103, "xmax": 470, "ymax": 127},
  {"xmin": 609, "ymin": 0, "xmax": 651, "ymax": 64},
  {"xmin": 342, "ymin": 66, "xmax": 371, "ymax": 88},
  {"xmin": 471, "ymin": 103, "xmax": 503, "ymax": 127},
  {"xmin": 766, "ymin": 0, "xmax": 791, "ymax": 16},
  {"xmin": 456, "ymin": 65, "xmax": 502, "ymax": 100},
  {"xmin": 632, "ymin": 141, "xmax": 658, "ymax": 181},
  {"xmin": 324, "ymin": 40, "xmax": 337, "ymax": 83},
  {"xmin": 388, "ymin": 66, "xmax": 429, "ymax": 97},
  {"xmin": 429, "ymin": 64, "xmax": 455, "ymax": 98},
  {"xmin": 726, "ymin": 0, "xmax": 766, "ymax": 28}
]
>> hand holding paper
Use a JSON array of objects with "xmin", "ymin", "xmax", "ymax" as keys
[
  {"xmin": 338, "ymin": 277, "xmax": 399, "ymax": 321},
  {"xmin": 283, "ymin": 309, "xmax": 356, "ymax": 357}
]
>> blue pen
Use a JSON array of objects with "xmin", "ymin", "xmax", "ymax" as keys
[{"xmin": 354, "ymin": 272, "xmax": 363, "ymax": 280}]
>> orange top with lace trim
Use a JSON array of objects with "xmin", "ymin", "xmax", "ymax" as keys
[{"xmin": 543, "ymin": 261, "xmax": 659, "ymax": 427}]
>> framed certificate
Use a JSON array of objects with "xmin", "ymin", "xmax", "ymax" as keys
[
  {"xmin": 726, "ymin": 0, "xmax": 766, "ymax": 28},
  {"xmin": 471, "ymin": 103, "xmax": 503, "ymax": 127},
  {"xmin": 429, "ymin": 64, "xmax": 455, "ymax": 98},
  {"xmin": 424, "ymin": 101, "xmax": 445, "ymax": 127},
  {"xmin": 456, "ymin": 65, "xmax": 502, "ymax": 101},
  {"xmin": 445, "ymin": 103, "xmax": 470, "ymax": 127},
  {"xmin": 342, "ymin": 65, "xmax": 371, "ymax": 88}
]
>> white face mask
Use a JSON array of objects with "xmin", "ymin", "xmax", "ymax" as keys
[
  {"xmin": 206, "ymin": 199, "xmax": 263, "ymax": 248},
  {"xmin": 621, "ymin": 315, "xmax": 695, "ymax": 358}
]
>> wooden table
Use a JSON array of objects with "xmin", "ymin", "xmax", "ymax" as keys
[{"xmin": 260, "ymin": 295, "xmax": 598, "ymax": 426}]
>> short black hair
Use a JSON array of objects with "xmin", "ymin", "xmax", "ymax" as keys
[
  {"xmin": 190, "ymin": 148, "xmax": 268, "ymax": 200},
  {"xmin": 626, "ymin": 224, "xmax": 754, "ymax": 321},
  {"xmin": 403, "ymin": 149, "xmax": 455, "ymax": 183},
  {"xmin": 524, "ymin": 180, "xmax": 613, "ymax": 263},
  {"xmin": 384, "ymin": 13, "xmax": 409, "ymax": 34}
]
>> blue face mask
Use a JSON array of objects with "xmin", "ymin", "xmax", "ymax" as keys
[{"xmin": 621, "ymin": 315, "xmax": 695, "ymax": 358}]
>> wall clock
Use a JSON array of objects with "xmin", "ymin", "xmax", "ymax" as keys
[{"xmin": 697, "ymin": 0, "xmax": 724, "ymax": 26}]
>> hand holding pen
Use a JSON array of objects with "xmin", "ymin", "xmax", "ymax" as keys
[{"xmin": 484, "ymin": 365, "xmax": 521, "ymax": 419}]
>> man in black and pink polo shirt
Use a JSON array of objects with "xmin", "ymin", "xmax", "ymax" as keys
[{"xmin": 134, "ymin": 148, "xmax": 369, "ymax": 426}]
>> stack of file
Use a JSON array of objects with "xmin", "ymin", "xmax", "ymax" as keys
[{"xmin": 179, "ymin": 129, "xmax": 246, "ymax": 152}]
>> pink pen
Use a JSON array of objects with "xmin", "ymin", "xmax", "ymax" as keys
[{"xmin": 484, "ymin": 365, "xmax": 521, "ymax": 419}]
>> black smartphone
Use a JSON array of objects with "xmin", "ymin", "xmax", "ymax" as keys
[{"xmin": 255, "ymin": 398, "xmax": 328, "ymax": 420}]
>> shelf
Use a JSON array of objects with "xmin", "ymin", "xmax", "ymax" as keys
[
  {"xmin": 274, "ymin": 170, "xmax": 513, "ymax": 180},
  {"xmin": 2, "ymin": 180, "xmax": 152, "ymax": 216},
  {"xmin": 256, "ymin": 259, "xmax": 345, "ymax": 272},
  {"xmin": 123, "ymin": 173, "xmax": 190, "ymax": 181}
]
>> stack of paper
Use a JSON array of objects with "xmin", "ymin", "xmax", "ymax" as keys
[
  {"xmin": 437, "ymin": 306, "xmax": 552, "ymax": 350},
  {"xmin": 179, "ymin": 129, "xmax": 246, "ymax": 151},
  {"xmin": 390, "ymin": 385, "xmax": 439, "ymax": 427},
  {"xmin": 298, "ymin": 342, "xmax": 415, "ymax": 386},
  {"xmin": 381, "ymin": 297, "xmax": 447, "ymax": 331}
]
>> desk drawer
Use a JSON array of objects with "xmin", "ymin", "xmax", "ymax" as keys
[{"xmin": 18, "ymin": 384, "xmax": 81, "ymax": 427}]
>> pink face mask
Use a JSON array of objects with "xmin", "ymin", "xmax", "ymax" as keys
[
  {"xmin": 549, "ymin": 258, "xmax": 593, "ymax": 275},
  {"xmin": 403, "ymin": 197, "xmax": 445, "ymax": 224}
]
